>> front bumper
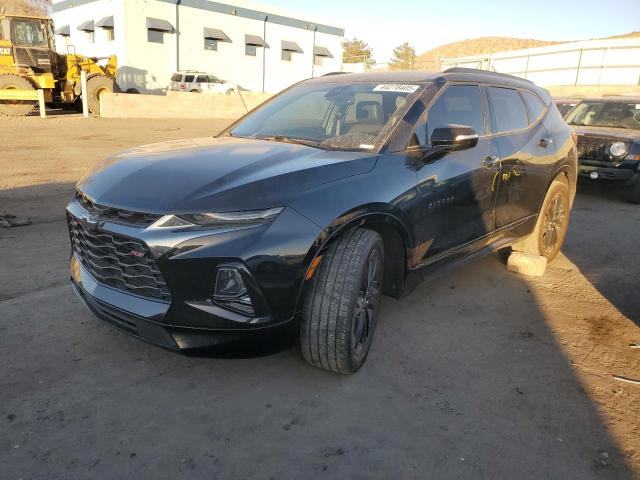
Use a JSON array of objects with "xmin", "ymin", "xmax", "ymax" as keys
[
  {"xmin": 66, "ymin": 197, "xmax": 323, "ymax": 350},
  {"xmin": 578, "ymin": 160, "xmax": 639, "ymax": 186},
  {"xmin": 70, "ymin": 254, "xmax": 287, "ymax": 350}
]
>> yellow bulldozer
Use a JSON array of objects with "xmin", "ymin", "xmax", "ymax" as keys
[{"xmin": 0, "ymin": 13, "xmax": 119, "ymax": 116}]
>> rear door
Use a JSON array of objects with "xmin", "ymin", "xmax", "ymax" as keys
[
  {"xmin": 486, "ymin": 86, "xmax": 554, "ymax": 229},
  {"xmin": 412, "ymin": 83, "xmax": 500, "ymax": 264}
]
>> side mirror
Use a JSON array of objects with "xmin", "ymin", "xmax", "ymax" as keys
[{"xmin": 430, "ymin": 124, "xmax": 479, "ymax": 151}]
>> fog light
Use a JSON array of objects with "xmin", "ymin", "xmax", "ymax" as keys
[
  {"xmin": 590, "ymin": 171, "xmax": 599, "ymax": 180},
  {"xmin": 213, "ymin": 267, "xmax": 255, "ymax": 316}
]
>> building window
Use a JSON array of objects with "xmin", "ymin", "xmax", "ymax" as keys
[
  {"xmin": 148, "ymin": 29, "xmax": 164, "ymax": 44},
  {"xmin": 314, "ymin": 55, "xmax": 323, "ymax": 66},
  {"xmin": 281, "ymin": 50, "xmax": 292, "ymax": 62},
  {"xmin": 105, "ymin": 28, "xmax": 115, "ymax": 41},
  {"xmin": 245, "ymin": 44, "xmax": 257, "ymax": 56},
  {"xmin": 204, "ymin": 38, "xmax": 218, "ymax": 51},
  {"xmin": 86, "ymin": 31, "xmax": 94, "ymax": 43}
]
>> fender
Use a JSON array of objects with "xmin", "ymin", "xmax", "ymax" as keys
[{"xmin": 291, "ymin": 208, "xmax": 413, "ymax": 318}]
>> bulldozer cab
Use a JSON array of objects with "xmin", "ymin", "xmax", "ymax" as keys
[{"xmin": 0, "ymin": 15, "xmax": 61, "ymax": 76}]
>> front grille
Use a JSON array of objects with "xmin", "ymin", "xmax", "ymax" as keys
[
  {"xmin": 68, "ymin": 215, "xmax": 171, "ymax": 301},
  {"xmin": 576, "ymin": 135, "xmax": 627, "ymax": 162},
  {"xmin": 76, "ymin": 191, "xmax": 161, "ymax": 228}
]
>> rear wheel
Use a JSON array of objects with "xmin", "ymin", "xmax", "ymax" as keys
[
  {"xmin": 513, "ymin": 177, "xmax": 571, "ymax": 262},
  {"xmin": 86, "ymin": 76, "xmax": 119, "ymax": 114},
  {"xmin": 300, "ymin": 228, "xmax": 384, "ymax": 374},
  {"xmin": 0, "ymin": 75, "xmax": 37, "ymax": 116}
]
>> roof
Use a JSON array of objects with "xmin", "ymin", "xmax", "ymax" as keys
[
  {"xmin": 308, "ymin": 68, "xmax": 540, "ymax": 89},
  {"xmin": 579, "ymin": 96, "xmax": 640, "ymax": 103}
]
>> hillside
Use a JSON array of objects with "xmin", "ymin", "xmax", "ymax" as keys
[
  {"xmin": 415, "ymin": 32, "xmax": 640, "ymax": 68},
  {"xmin": 3, "ymin": 0, "xmax": 51, "ymax": 16}
]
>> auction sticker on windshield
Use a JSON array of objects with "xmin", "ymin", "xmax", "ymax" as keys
[{"xmin": 373, "ymin": 84, "xmax": 420, "ymax": 93}]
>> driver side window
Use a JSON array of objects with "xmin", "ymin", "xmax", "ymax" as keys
[{"xmin": 427, "ymin": 84, "xmax": 485, "ymax": 142}]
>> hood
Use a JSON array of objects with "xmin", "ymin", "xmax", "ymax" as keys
[
  {"xmin": 77, "ymin": 136, "xmax": 377, "ymax": 214},
  {"xmin": 571, "ymin": 125, "xmax": 640, "ymax": 142}
]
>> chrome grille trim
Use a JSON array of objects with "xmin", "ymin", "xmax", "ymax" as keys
[{"xmin": 76, "ymin": 191, "xmax": 161, "ymax": 228}]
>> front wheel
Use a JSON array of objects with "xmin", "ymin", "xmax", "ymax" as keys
[
  {"xmin": 86, "ymin": 76, "xmax": 119, "ymax": 114},
  {"xmin": 300, "ymin": 228, "xmax": 384, "ymax": 374}
]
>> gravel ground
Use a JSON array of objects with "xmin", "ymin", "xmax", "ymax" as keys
[{"xmin": 0, "ymin": 115, "xmax": 638, "ymax": 479}]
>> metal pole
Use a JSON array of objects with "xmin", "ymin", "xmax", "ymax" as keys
[
  {"xmin": 81, "ymin": 70, "xmax": 89, "ymax": 118},
  {"xmin": 262, "ymin": 16, "xmax": 267, "ymax": 93},
  {"xmin": 311, "ymin": 26, "xmax": 317, "ymax": 78},
  {"xmin": 574, "ymin": 48, "xmax": 583, "ymax": 86},
  {"xmin": 37, "ymin": 89, "xmax": 46, "ymax": 119}
]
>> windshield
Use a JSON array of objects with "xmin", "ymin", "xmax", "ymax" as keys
[
  {"xmin": 566, "ymin": 101, "xmax": 640, "ymax": 130},
  {"xmin": 228, "ymin": 82, "xmax": 424, "ymax": 151},
  {"xmin": 10, "ymin": 18, "xmax": 48, "ymax": 48}
]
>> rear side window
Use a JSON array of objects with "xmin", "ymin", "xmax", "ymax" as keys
[
  {"xmin": 184, "ymin": 75, "xmax": 195, "ymax": 83},
  {"xmin": 487, "ymin": 87, "xmax": 529, "ymax": 133},
  {"xmin": 521, "ymin": 90, "xmax": 546, "ymax": 124},
  {"xmin": 170, "ymin": 73, "xmax": 182, "ymax": 82},
  {"xmin": 427, "ymin": 85, "xmax": 485, "ymax": 141},
  {"xmin": 196, "ymin": 75, "xmax": 208, "ymax": 83}
]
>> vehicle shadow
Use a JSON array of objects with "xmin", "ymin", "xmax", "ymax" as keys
[
  {"xmin": 563, "ymin": 182, "xmax": 640, "ymax": 325},
  {"xmin": 1, "ymin": 181, "xmax": 636, "ymax": 478}
]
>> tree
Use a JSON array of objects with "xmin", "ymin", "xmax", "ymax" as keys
[
  {"xmin": 389, "ymin": 42, "xmax": 416, "ymax": 71},
  {"xmin": 342, "ymin": 38, "xmax": 374, "ymax": 64}
]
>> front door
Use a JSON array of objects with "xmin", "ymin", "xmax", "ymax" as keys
[{"xmin": 412, "ymin": 84, "xmax": 499, "ymax": 266}]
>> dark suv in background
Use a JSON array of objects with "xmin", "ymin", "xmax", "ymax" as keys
[
  {"xmin": 565, "ymin": 96, "xmax": 640, "ymax": 203},
  {"xmin": 67, "ymin": 68, "xmax": 576, "ymax": 374}
]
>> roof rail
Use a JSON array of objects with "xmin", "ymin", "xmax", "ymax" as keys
[
  {"xmin": 444, "ymin": 67, "xmax": 534, "ymax": 84},
  {"xmin": 322, "ymin": 71, "xmax": 348, "ymax": 76}
]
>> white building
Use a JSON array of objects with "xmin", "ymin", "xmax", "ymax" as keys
[
  {"xmin": 440, "ymin": 38, "xmax": 640, "ymax": 88},
  {"xmin": 51, "ymin": 0, "xmax": 344, "ymax": 93}
]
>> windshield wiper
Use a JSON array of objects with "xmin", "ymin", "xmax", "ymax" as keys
[{"xmin": 253, "ymin": 135, "xmax": 326, "ymax": 149}]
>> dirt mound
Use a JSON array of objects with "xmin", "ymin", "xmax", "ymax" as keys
[{"xmin": 2, "ymin": 0, "xmax": 51, "ymax": 16}]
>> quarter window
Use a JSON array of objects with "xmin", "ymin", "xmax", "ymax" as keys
[
  {"xmin": 487, "ymin": 87, "xmax": 529, "ymax": 133},
  {"xmin": 184, "ymin": 75, "xmax": 195, "ymax": 83},
  {"xmin": 427, "ymin": 85, "xmax": 485, "ymax": 141},
  {"xmin": 521, "ymin": 90, "xmax": 546, "ymax": 124}
]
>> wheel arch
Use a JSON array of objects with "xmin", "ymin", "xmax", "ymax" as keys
[{"xmin": 294, "ymin": 208, "xmax": 412, "ymax": 319}]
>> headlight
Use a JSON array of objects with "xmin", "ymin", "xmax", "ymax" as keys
[
  {"xmin": 156, "ymin": 207, "xmax": 284, "ymax": 229},
  {"xmin": 609, "ymin": 142, "xmax": 628, "ymax": 158}
]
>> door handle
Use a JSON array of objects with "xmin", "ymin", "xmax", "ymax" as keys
[
  {"xmin": 539, "ymin": 137, "xmax": 553, "ymax": 148},
  {"xmin": 482, "ymin": 155, "xmax": 500, "ymax": 168}
]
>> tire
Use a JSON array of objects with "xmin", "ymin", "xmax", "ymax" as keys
[
  {"xmin": 513, "ymin": 177, "xmax": 571, "ymax": 262},
  {"xmin": 624, "ymin": 177, "xmax": 640, "ymax": 204},
  {"xmin": 226, "ymin": 89, "xmax": 235, "ymax": 95},
  {"xmin": 0, "ymin": 74, "xmax": 36, "ymax": 116},
  {"xmin": 190, "ymin": 89, "xmax": 199, "ymax": 93},
  {"xmin": 300, "ymin": 228, "xmax": 384, "ymax": 374},
  {"xmin": 86, "ymin": 76, "xmax": 119, "ymax": 114}
]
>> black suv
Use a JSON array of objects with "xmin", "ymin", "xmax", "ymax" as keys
[
  {"xmin": 565, "ymin": 96, "xmax": 640, "ymax": 203},
  {"xmin": 67, "ymin": 68, "xmax": 577, "ymax": 374}
]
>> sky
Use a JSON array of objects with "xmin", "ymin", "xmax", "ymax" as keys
[{"xmin": 266, "ymin": 0, "xmax": 640, "ymax": 62}]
